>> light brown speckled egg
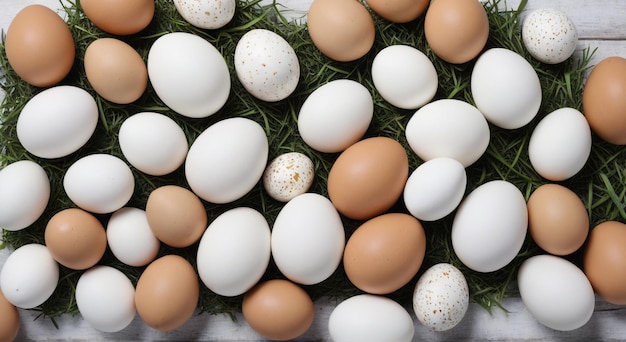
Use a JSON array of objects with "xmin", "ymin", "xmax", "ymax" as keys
[{"xmin": 263, "ymin": 152, "xmax": 314, "ymax": 202}]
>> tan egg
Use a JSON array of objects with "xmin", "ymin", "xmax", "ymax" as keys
[
  {"xmin": 424, "ymin": 0, "xmax": 489, "ymax": 64},
  {"xmin": 145, "ymin": 185, "xmax": 208, "ymax": 248},
  {"xmin": 0, "ymin": 289, "xmax": 19, "ymax": 342},
  {"xmin": 44, "ymin": 208, "xmax": 107, "ymax": 270},
  {"xmin": 242, "ymin": 279, "xmax": 314, "ymax": 341},
  {"xmin": 366, "ymin": 0, "xmax": 429, "ymax": 23},
  {"xmin": 5, "ymin": 5, "xmax": 75, "ymax": 87},
  {"xmin": 80, "ymin": 0, "xmax": 154, "ymax": 35},
  {"xmin": 527, "ymin": 184, "xmax": 589, "ymax": 256},
  {"xmin": 307, "ymin": 0, "xmax": 375, "ymax": 62},
  {"xmin": 343, "ymin": 213, "xmax": 426, "ymax": 294},
  {"xmin": 84, "ymin": 38, "xmax": 148, "ymax": 104},
  {"xmin": 135, "ymin": 255, "xmax": 199, "ymax": 331}
]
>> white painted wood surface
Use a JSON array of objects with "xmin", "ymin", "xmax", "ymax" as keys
[{"xmin": 2, "ymin": 0, "xmax": 626, "ymax": 341}]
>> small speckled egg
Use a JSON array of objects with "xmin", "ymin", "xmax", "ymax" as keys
[
  {"xmin": 174, "ymin": 0, "xmax": 236, "ymax": 29},
  {"xmin": 263, "ymin": 152, "xmax": 314, "ymax": 202},
  {"xmin": 413, "ymin": 263, "xmax": 469, "ymax": 331},
  {"xmin": 522, "ymin": 8, "xmax": 578, "ymax": 64}
]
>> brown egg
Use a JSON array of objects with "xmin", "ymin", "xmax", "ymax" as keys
[
  {"xmin": 527, "ymin": 184, "xmax": 589, "ymax": 256},
  {"xmin": 242, "ymin": 279, "xmax": 314, "ymax": 341},
  {"xmin": 84, "ymin": 38, "xmax": 148, "ymax": 104},
  {"xmin": 583, "ymin": 221, "xmax": 626, "ymax": 305},
  {"xmin": 80, "ymin": 0, "xmax": 155, "ymax": 35},
  {"xmin": 307, "ymin": 0, "xmax": 375, "ymax": 62},
  {"xmin": 135, "ymin": 254, "xmax": 199, "ymax": 331},
  {"xmin": 145, "ymin": 185, "xmax": 208, "ymax": 248},
  {"xmin": 0, "ymin": 289, "xmax": 19, "ymax": 342},
  {"xmin": 343, "ymin": 213, "xmax": 426, "ymax": 294},
  {"xmin": 424, "ymin": 0, "xmax": 489, "ymax": 64},
  {"xmin": 44, "ymin": 208, "xmax": 107, "ymax": 270},
  {"xmin": 5, "ymin": 5, "xmax": 75, "ymax": 87},
  {"xmin": 582, "ymin": 56, "xmax": 626, "ymax": 145},
  {"xmin": 366, "ymin": 0, "xmax": 429, "ymax": 23},
  {"xmin": 327, "ymin": 137, "xmax": 408, "ymax": 220}
]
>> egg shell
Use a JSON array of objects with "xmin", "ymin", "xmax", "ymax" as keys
[
  {"xmin": 107, "ymin": 207, "xmax": 160, "ymax": 267},
  {"xmin": 174, "ymin": 0, "xmax": 236, "ymax": 29},
  {"xmin": 451, "ymin": 180, "xmax": 528, "ymax": 273},
  {"xmin": 471, "ymin": 48, "xmax": 542, "ymax": 129},
  {"xmin": 17, "ymin": 85, "xmax": 98, "ymax": 159},
  {"xmin": 75, "ymin": 266, "xmax": 136, "ymax": 333},
  {"xmin": 522, "ymin": 8, "xmax": 578, "ymax": 64},
  {"xmin": 63, "ymin": 154, "xmax": 135, "ymax": 214},
  {"xmin": 0, "ymin": 160, "xmax": 50, "ymax": 231},
  {"xmin": 118, "ymin": 112, "xmax": 188, "ymax": 176},
  {"xmin": 405, "ymin": 99, "xmax": 490, "ymax": 167},
  {"xmin": 234, "ymin": 29, "xmax": 300, "ymax": 102},
  {"xmin": 197, "ymin": 207, "xmax": 271, "ymax": 297},
  {"xmin": 5, "ymin": 5, "xmax": 75, "ymax": 87},
  {"xmin": 518, "ymin": 254, "xmax": 594, "ymax": 331},
  {"xmin": 0, "ymin": 289, "xmax": 19, "ymax": 342},
  {"xmin": 328, "ymin": 294, "xmax": 414, "ymax": 342},
  {"xmin": 365, "ymin": 0, "xmax": 429, "ymax": 23},
  {"xmin": 80, "ymin": 0, "xmax": 154, "ymax": 35},
  {"xmin": 297, "ymin": 79, "xmax": 373, "ymax": 153},
  {"xmin": 403, "ymin": 157, "xmax": 467, "ymax": 221},
  {"xmin": 262, "ymin": 152, "xmax": 315, "ymax": 202},
  {"xmin": 147, "ymin": 32, "xmax": 230, "ymax": 118},
  {"xmin": 528, "ymin": 107, "xmax": 591, "ymax": 181},
  {"xmin": 271, "ymin": 193, "xmax": 345, "ymax": 285},
  {"xmin": 185, "ymin": 117, "xmax": 268, "ymax": 203},
  {"xmin": 413, "ymin": 263, "xmax": 469, "ymax": 331},
  {"xmin": 0, "ymin": 243, "xmax": 59, "ymax": 309}
]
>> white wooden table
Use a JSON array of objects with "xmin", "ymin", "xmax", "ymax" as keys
[{"xmin": 2, "ymin": 0, "xmax": 626, "ymax": 341}]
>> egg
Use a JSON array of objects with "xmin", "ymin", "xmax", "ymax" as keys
[
  {"xmin": 405, "ymin": 99, "xmax": 490, "ymax": 167},
  {"xmin": 413, "ymin": 263, "xmax": 469, "ymax": 331},
  {"xmin": 106, "ymin": 207, "xmax": 160, "ymax": 267},
  {"xmin": 135, "ymin": 255, "xmax": 199, "ymax": 332},
  {"xmin": 5, "ymin": 5, "xmax": 75, "ymax": 87},
  {"xmin": 0, "ymin": 160, "xmax": 50, "ymax": 231},
  {"xmin": 145, "ymin": 185, "xmax": 208, "ymax": 248},
  {"xmin": 147, "ymin": 32, "xmax": 230, "ymax": 118},
  {"xmin": 84, "ymin": 38, "xmax": 148, "ymax": 104},
  {"xmin": 0, "ymin": 243, "xmax": 59, "ymax": 309},
  {"xmin": 44, "ymin": 208, "xmax": 107, "ymax": 270},
  {"xmin": 327, "ymin": 137, "xmax": 408, "ymax": 220},
  {"xmin": 174, "ymin": 0, "xmax": 236, "ymax": 29},
  {"xmin": 75, "ymin": 266, "xmax": 136, "ymax": 333},
  {"xmin": 271, "ymin": 193, "xmax": 345, "ymax": 285},
  {"xmin": 451, "ymin": 180, "xmax": 528, "ymax": 273},
  {"xmin": 365, "ymin": 0, "xmax": 429, "ymax": 23},
  {"xmin": 0, "ymin": 289, "xmax": 19, "ymax": 342},
  {"xmin": 307, "ymin": 0, "xmax": 375, "ymax": 62},
  {"xmin": 471, "ymin": 48, "xmax": 542, "ymax": 129},
  {"xmin": 242, "ymin": 279, "xmax": 315, "ymax": 341},
  {"xmin": 80, "ymin": 0, "xmax": 154, "ymax": 35},
  {"xmin": 343, "ymin": 213, "xmax": 426, "ymax": 294},
  {"xmin": 234, "ymin": 29, "xmax": 300, "ymax": 102},
  {"xmin": 297, "ymin": 79, "xmax": 373, "ymax": 153},
  {"xmin": 17, "ymin": 85, "xmax": 98, "ymax": 159},
  {"xmin": 518, "ymin": 254, "xmax": 595, "ymax": 331},
  {"xmin": 522, "ymin": 8, "xmax": 578, "ymax": 64},
  {"xmin": 424, "ymin": 0, "xmax": 489, "ymax": 64},
  {"xmin": 262, "ymin": 152, "xmax": 315, "ymax": 202}
]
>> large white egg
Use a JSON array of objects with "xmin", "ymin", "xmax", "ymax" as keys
[
  {"xmin": 405, "ymin": 99, "xmax": 490, "ymax": 167},
  {"xmin": 518, "ymin": 254, "xmax": 594, "ymax": 331},
  {"xmin": 271, "ymin": 193, "xmax": 345, "ymax": 285},
  {"xmin": 174, "ymin": 0, "xmax": 236, "ymax": 29},
  {"xmin": 528, "ymin": 107, "xmax": 591, "ymax": 181},
  {"xmin": 197, "ymin": 207, "xmax": 271, "ymax": 297},
  {"xmin": 451, "ymin": 180, "xmax": 528, "ymax": 273},
  {"xmin": 185, "ymin": 117, "xmax": 268, "ymax": 203},
  {"xmin": 106, "ymin": 207, "xmax": 160, "ymax": 267},
  {"xmin": 16, "ymin": 85, "xmax": 98, "ymax": 159},
  {"xmin": 298, "ymin": 79, "xmax": 373, "ymax": 153},
  {"xmin": 148, "ymin": 32, "xmax": 230, "ymax": 118},
  {"xmin": 0, "ymin": 160, "xmax": 50, "ymax": 231},
  {"xmin": 522, "ymin": 8, "xmax": 578, "ymax": 64}
]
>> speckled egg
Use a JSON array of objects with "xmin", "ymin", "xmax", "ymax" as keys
[
  {"xmin": 263, "ymin": 152, "xmax": 314, "ymax": 202},
  {"xmin": 522, "ymin": 8, "xmax": 578, "ymax": 64},
  {"xmin": 174, "ymin": 0, "xmax": 236, "ymax": 29}
]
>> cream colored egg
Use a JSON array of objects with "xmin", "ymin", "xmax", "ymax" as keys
[
  {"xmin": 174, "ymin": 0, "xmax": 236, "ymax": 29},
  {"xmin": 522, "ymin": 8, "xmax": 578, "ymax": 64},
  {"xmin": 263, "ymin": 152, "xmax": 314, "ymax": 202}
]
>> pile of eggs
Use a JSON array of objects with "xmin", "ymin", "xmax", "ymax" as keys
[{"xmin": 2, "ymin": 0, "xmax": 626, "ymax": 341}]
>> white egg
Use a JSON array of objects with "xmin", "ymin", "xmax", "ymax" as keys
[
  {"xmin": 16, "ymin": 85, "xmax": 98, "ymax": 159},
  {"xmin": 174, "ymin": 0, "xmax": 236, "ymax": 29},
  {"xmin": 371, "ymin": 44, "xmax": 438, "ymax": 109},
  {"xmin": 148, "ymin": 32, "xmax": 230, "ymax": 118},
  {"xmin": 522, "ymin": 8, "xmax": 578, "ymax": 64},
  {"xmin": 413, "ymin": 263, "xmax": 469, "ymax": 331},
  {"xmin": 405, "ymin": 99, "xmax": 490, "ymax": 167},
  {"xmin": 75, "ymin": 266, "xmax": 136, "ymax": 333},
  {"xmin": 528, "ymin": 107, "xmax": 591, "ymax": 181},
  {"xmin": 298, "ymin": 79, "xmax": 373, "ymax": 153},
  {"xmin": 234, "ymin": 29, "xmax": 300, "ymax": 102},
  {"xmin": 106, "ymin": 207, "xmax": 160, "ymax": 267},
  {"xmin": 0, "ymin": 160, "xmax": 50, "ymax": 231},
  {"xmin": 471, "ymin": 48, "xmax": 542, "ymax": 129},
  {"xmin": 263, "ymin": 152, "xmax": 315, "ymax": 202}
]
